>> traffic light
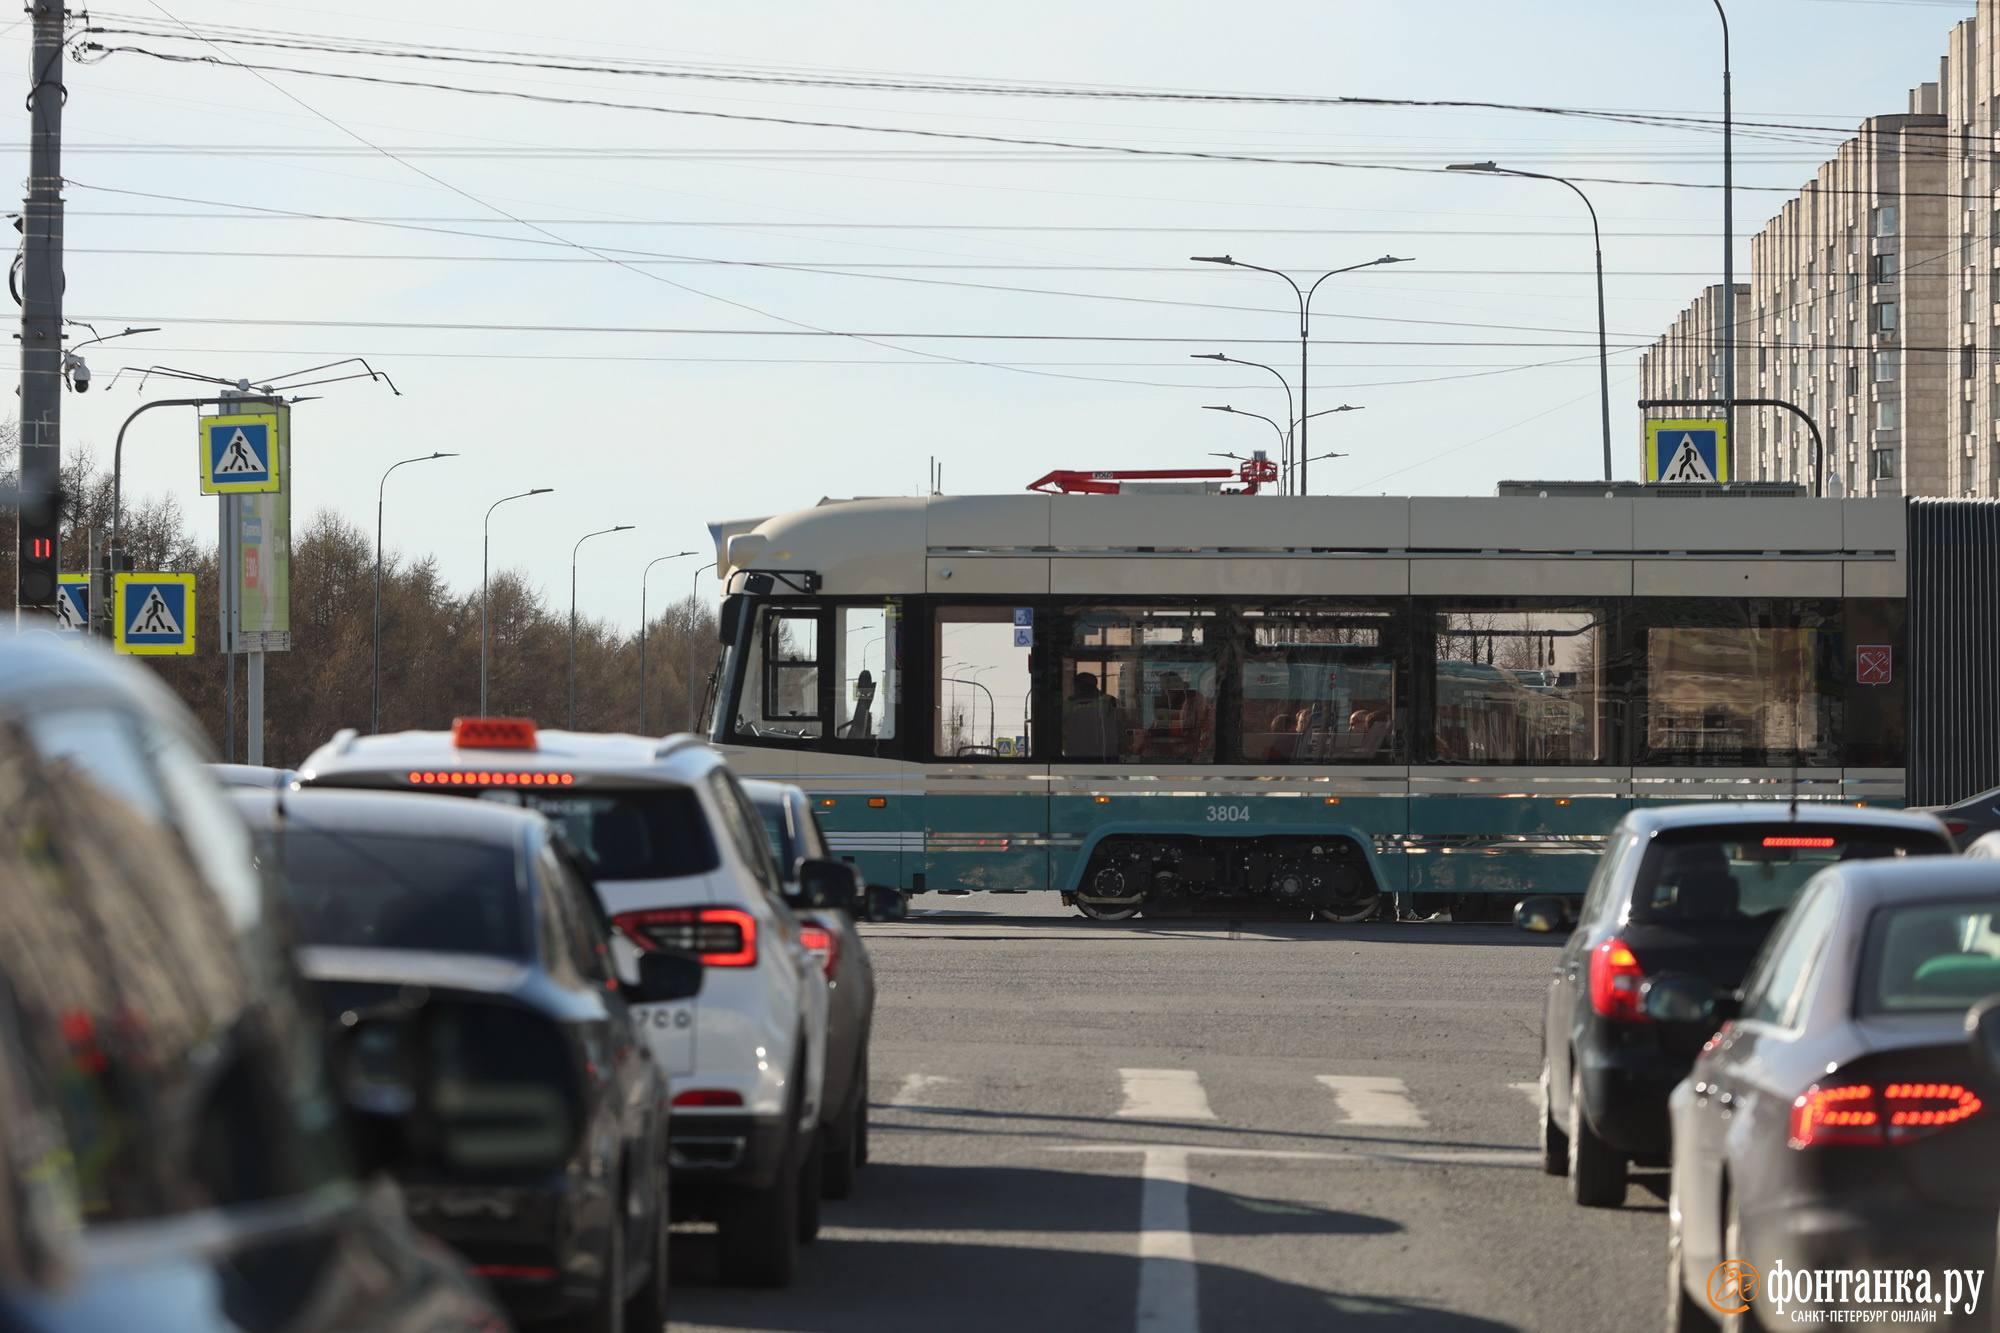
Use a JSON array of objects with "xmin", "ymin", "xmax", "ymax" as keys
[{"xmin": 16, "ymin": 501, "xmax": 56, "ymax": 608}]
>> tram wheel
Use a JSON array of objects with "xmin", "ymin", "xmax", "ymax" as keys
[
  {"xmin": 1075, "ymin": 895, "xmax": 1144, "ymax": 921},
  {"xmin": 1315, "ymin": 894, "xmax": 1382, "ymax": 924}
]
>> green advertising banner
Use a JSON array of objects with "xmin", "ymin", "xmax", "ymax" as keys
[{"xmin": 232, "ymin": 400, "xmax": 290, "ymax": 648}]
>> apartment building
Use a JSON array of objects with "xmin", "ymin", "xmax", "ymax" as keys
[
  {"xmin": 1641, "ymin": 91, "xmax": 1955, "ymax": 497},
  {"xmin": 1640, "ymin": 0, "xmax": 2000, "ymax": 499}
]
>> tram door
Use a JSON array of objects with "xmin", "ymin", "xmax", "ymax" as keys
[{"xmin": 925, "ymin": 606, "xmax": 1049, "ymax": 893}]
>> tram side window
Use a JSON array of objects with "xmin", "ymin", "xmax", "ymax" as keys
[
  {"xmin": 1061, "ymin": 604, "xmax": 1219, "ymax": 763},
  {"xmin": 1432, "ymin": 607, "xmax": 1608, "ymax": 764},
  {"xmin": 732, "ymin": 607, "xmax": 823, "ymax": 742},
  {"xmin": 1641, "ymin": 618, "xmax": 1839, "ymax": 765},
  {"xmin": 1237, "ymin": 604, "xmax": 1403, "ymax": 764},
  {"xmin": 935, "ymin": 606, "xmax": 1034, "ymax": 759},
  {"xmin": 834, "ymin": 604, "xmax": 898, "ymax": 741}
]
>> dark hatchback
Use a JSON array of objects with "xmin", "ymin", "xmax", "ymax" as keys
[
  {"xmin": 743, "ymin": 780, "xmax": 877, "ymax": 1201},
  {"xmin": 0, "ymin": 632, "xmax": 504, "ymax": 1333},
  {"xmin": 1669, "ymin": 861, "xmax": 2000, "ymax": 1330},
  {"xmin": 1527, "ymin": 804, "xmax": 1953, "ymax": 1208},
  {"xmin": 234, "ymin": 787, "xmax": 699, "ymax": 1332}
]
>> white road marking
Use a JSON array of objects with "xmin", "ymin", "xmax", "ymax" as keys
[
  {"xmin": 1135, "ymin": 1147, "xmax": 1198, "ymax": 1333},
  {"xmin": 1118, "ymin": 1068, "xmax": 1218, "ymax": 1121},
  {"xmin": 1057, "ymin": 1142, "xmax": 1542, "ymax": 1333},
  {"xmin": 1510, "ymin": 1080, "xmax": 1543, "ymax": 1107},
  {"xmin": 888, "ymin": 1073, "xmax": 956, "ymax": 1107},
  {"xmin": 1316, "ymin": 1074, "xmax": 1429, "ymax": 1127}
]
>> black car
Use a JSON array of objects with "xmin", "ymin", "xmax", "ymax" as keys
[
  {"xmin": 1525, "ymin": 803, "xmax": 1953, "ymax": 1209},
  {"xmin": 0, "ymin": 632, "xmax": 505, "ymax": 1333},
  {"xmin": 1668, "ymin": 859, "xmax": 2000, "ymax": 1330},
  {"xmin": 234, "ymin": 787, "xmax": 701, "ymax": 1332},
  {"xmin": 1913, "ymin": 782, "xmax": 2000, "ymax": 850},
  {"xmin": 743, "ymin": 780, "xmax": 877, "ymax": 1200}
]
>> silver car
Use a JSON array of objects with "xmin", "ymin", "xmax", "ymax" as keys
[{"xmin": 1666, "ymin": 858, "xmax": 2000, "ymax": 1330}]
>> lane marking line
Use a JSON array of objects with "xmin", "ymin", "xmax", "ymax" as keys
[
  {"xmin": 1055, "ymin": 1142, "xmax": 1542, "ymax": 1333},
  {"xmin": 888, "ymin": 1073, "xmax": 956, "ymax": 1107},
  {"xmin": 1118, "ymin": 1069, "xmax": 1218, "ymax": 1122},
  {"xmin": 1315, "ymin": 1074, "xmax": 1428, "ymax": 1127},
  {"xmin": 1136, "ymin": 1147, "xmax": 1198, "ymax": 1333}
]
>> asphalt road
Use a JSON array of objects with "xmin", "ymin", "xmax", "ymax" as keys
[{"xmin": 670, "ymin": 895, "xmax": 1667, "ymax": 1333}]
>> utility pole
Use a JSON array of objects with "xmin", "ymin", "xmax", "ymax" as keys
[{"xmin": 17, "ymin": 0, "xmax": 66, "ymax": 612}]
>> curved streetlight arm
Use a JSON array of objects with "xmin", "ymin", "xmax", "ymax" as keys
[
  {"xmin": 1192, "ymin": 355, "xmax": 1295, "ymax": 444},
  {"xmin": 1202, "ymin": 404, "xmax": 1288, "ymax": 453},
  {"xmin": 481, "ymin": 487, "xmax": 552, "ymax": 717},
  {"xmin": 374, "ymin": 451, "xmax": 459, "ymax": 732},
  {"xmin": 112, "ymin": 395, "xmax": 233, "ymax": 545}
]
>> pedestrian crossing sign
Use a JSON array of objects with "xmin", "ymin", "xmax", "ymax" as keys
[
  {"xmin": 113, "ymin": 573, "xmax": 196, "ymax": 656},
  {"xmin": 1645, "ymin": 419, "xmax": 1730, "ymax": 483},
  {"xmin": 54, "ymin": 574, "xmax": 90, "ymax": 638},
  {"xmin": 199, "ymin": 413, "xmax": 281, "ymax": 494}
]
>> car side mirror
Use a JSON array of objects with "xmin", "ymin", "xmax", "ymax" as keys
[
  {"xmin": 1513, "ymin": 895, "xmax": 1567, "ymax": 933},
  {"xmin": 1968, "ymin": 995, "xmax": 2000, "ymax": 1078},
  {"xmin": 631, "ymin": 951, "xmax": 704, "ymax": 1004},
  {"xmin": 1641, "ymin": 973, "xmax": 1720, "ymax": 1024},
  {"xmin": 798, "ymin": 857, "xmax": 861, "ymax": 911}
]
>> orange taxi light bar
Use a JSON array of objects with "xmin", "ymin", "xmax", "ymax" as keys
[
  {"xmin": 452, "ymin": 716, "xmax": 539, "ymax": 750},
  {"xmin": 407, "ymin": 771, "xmax": 575, "ymax": 786},
  {"xmin": 1763, "ymin": 836, "xmax": 1836, "ymax": 848}
]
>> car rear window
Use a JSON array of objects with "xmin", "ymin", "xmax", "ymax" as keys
[
  {"xmin": 1629, "ymin": 824, "xmax": 1949, "ymax": 925},
  {"xmin": 279, "ymin": 832, "xmax": 527, "ymax": 958},
  {"xmin": 1859, "ymin": 899, "xmax": 2000, "ymax": 1013},
  {"xmin": 479, "ymin": 788, "xmax": 719, "ymax": 881}
]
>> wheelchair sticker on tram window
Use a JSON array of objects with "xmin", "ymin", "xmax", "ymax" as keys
[
  {"xmin": 1206, "ymin": 805, "xmax": 1251, "ymax": 823},
  {"xmin": 644, "ymin": 1007, "xmax": 694, "ymax": 1029}
]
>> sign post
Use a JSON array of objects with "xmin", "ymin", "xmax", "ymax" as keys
[{"xmin": 204, "ymin": 400, "xmax": 292, "ymax": 765}]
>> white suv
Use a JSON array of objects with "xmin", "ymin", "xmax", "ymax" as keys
[{"xmin": 298, "ymin": 718, "xmax": 830, "ymax": 1287}]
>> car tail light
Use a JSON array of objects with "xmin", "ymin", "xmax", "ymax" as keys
[
  {"xmin": 1945, "ymin": 819, "xmax": 1972, "ymax": 837},
  {"xmin": 613, "ymin": 908, "xmax": 757, "ymax": 967},
  {"xmin": 672, "ymin": 1089, "xmax": 744, "ymax": 1108},
  {"xmin": 471, "ymin": 1264, "xmax": 557, "ymax": 1280},
  {"xmin": 1588, "ymin": 936, "xmax": 1649, "ymax": 1023},
  {"xmin": 1761, "ymin": 836, "xmax": 1835, "ymax": 848},
  {"xmin": 453, "ymin": 716, "xmax": 538, "ymax": 749},
  {"xmin": 1789, "ymin": 1081, "xmax": 1985, "ymax": 1148},
  {"xmin": 798, "ymin": 924, "xmax": 839, "ymax": 977}
]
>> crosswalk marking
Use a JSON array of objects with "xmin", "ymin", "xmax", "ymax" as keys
[
  {"xmin": 1118, "ymin": 1068, "xmax": 1217, "ymax": 1121},
  {"xmin": 888, "ymin": 1073, "xmax": 956, "ymax": 1107},
  {"xmin": 1316, "ymin": 1074, "xmax": 1429, "ymax": 1127}
]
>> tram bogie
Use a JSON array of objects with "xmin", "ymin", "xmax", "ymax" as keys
[{"xmin": 1070, "ymin": 830, "xmax": 1380, "ymax": 921}]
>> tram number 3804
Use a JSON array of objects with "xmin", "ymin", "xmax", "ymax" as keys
[{"xmin": 1205, "ymin": 805, "xmax": 1252, "ymax": 823}]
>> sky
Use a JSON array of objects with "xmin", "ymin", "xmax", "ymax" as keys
[{"xmin": 2, "ymin": 0, "xmax": 1976, "ymax": 630}]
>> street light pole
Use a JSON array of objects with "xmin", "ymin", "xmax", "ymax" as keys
[
  {"xmin": 1192, "ymin": 354, "xmax": 1295, "ymax": 485},
  {"xmin": 374, "ymin": 451, "xmax": 457, "ymax": 733},
  {"xmin": 1204, "ymin": 404, "xmax": 1362, "ymax": 488},
  {"xmin": 1713, "ymin": 0, "xmax": 1737, "ymax": 454},
  {"xmin": 639, "ymin": 550, "xmax": 697, "ymax": 735},
  {"xmin": 481, "ymin": 487, "xmax": 553, "ymax": 717},
  {"xmin": 687, "ymin": 560, "xmax": 716, "ymax": 732},
  {"xmin": 570, "ymin": 524, "xmax": 635, "ymax": 731},
  {"xmin": 1448, "ymin": 161, "xmax": 1612, "ymax": 480},
  {"xmin": 1193, "ymin": 254, "xmax": 1411, "ymax": 494}
]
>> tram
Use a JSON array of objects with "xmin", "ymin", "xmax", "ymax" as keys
[{"xmin": 703, "ymin": 481, "xmax": 1937, "ymax": 919}]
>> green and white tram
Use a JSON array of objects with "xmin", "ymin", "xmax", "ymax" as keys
[{"xmin": 705, "ymin": 484, "xmax": 1920, "ymax": 919}]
